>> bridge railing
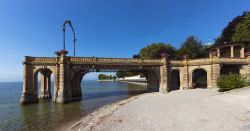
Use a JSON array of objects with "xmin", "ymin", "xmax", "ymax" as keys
[
  {"xmin": 187, "ymin": 58, "xmax": 211, "ymax": 65},
  {"xmin": 24, "ymin": 56, "xmax": 57, "ymax": 63},
  {"xmin": 69, "ymin": 57, "xmax": 162, "ymax": 65},
  {"xmin": 170, "ymin": 57, "xmax": 249, "ymax": 66},
  {"xmin": 219, "ymin": 58, "xmax": 248, "ymax": 64},
  {"xmin": 24, "ymin": 56, "xmax": 249, "ymax": 65},
  {"xmin": 169, "ymin": 60, "xmax": 183, "ymax": 65}
]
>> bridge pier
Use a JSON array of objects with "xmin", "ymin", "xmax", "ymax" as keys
[
  {"xmin": 211, "ymin": 63, "xmax": 220, "ymax": 88},
  {"xmin": 55, "ymin": 56, "xmax": 70, "ymax": 103},
  {"xmin": 20, "ymin": 59, "xmax": 39, "ymax": 105},
  {"xmin": 182, "ymin": 57, "xmax": 190, "ymax": 89},
  {"xmin": 54, "ymin": 55, "xmax": 82, "ymax": 103},
  {"xmin": 159, "ymin": 56, "xmax": 169, "ymax": 93}
]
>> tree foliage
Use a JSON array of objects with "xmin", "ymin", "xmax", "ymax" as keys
[
  {"xmin": 116, "ymin": 37, "xmax": 209, "ymax": 77},
  {"xmin": 232, "ymin": 12, "xmax": 250, "ymax": 42},
  {"xmin": 98, "ymin": 74, "xmax": 116, "ymax": 80},
  {"xmin": 139, "ymin": 43, "xmax": 176, "ymax": 59},
  {"xmin": 175, "ymin": 36, "xmax": 208, "ymax": 59},
  {"xmin": 215, "ymin": 11, "xmax": 250, "ymax": 45}
]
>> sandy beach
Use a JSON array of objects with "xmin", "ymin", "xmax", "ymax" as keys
[{"xmin": 64, "ymin": 87, "xmax": 250, "ymax": 131}]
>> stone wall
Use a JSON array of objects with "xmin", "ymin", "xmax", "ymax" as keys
[{"xmin": 20, "ymin": 55, "xmax": 250, "ymax": 105}]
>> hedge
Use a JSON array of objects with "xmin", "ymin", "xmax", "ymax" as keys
[{"xmin": 217, "ymin": 74, "xmax": 246, "ymax": 92}]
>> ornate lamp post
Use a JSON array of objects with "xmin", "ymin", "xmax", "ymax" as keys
[{"xmin": 61, "ymin": 19, "xmax": 77, "ymax": 56}]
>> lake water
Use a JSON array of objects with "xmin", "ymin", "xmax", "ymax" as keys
[{"xmin": 0, "ymin": 80, "xmax": 147, "ymax": 131}]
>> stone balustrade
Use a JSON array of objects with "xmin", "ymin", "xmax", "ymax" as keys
[
  {"xmin": 69, "ymin": 57, "xmax": 161, "ymax": 63},
  {"xmin": 24, "ymin": 56, "xmax": 250, "ymax": 66}
]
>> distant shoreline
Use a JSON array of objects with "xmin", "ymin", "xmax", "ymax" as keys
[
  {"xmin": 97, "ymin": 79, "xmax": 116, "ymax": 82},
  {"xmin": 118, "ymin": 81, "xmax": 147, "ymax": 86},
  {"xmin": 97, "ymin": 79, "xmax": 147, "ymax": 86}
]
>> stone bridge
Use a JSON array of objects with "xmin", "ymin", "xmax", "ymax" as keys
[{"xmin": 20, "ymin": 53, "xmax": 250, "ymax": 105}]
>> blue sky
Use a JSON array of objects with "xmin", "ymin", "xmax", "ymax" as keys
[{"xmin": 0, "ymin": 0, "xmax": 249, "ymax": 82}]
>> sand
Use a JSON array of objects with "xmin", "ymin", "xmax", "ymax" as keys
[{"xmin": 66, "ymin": 87, "xmax": 250, "ymax": 131}]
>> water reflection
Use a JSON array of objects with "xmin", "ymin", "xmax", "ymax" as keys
[{"xmin": 1, "ymin": 81, "xmax": 147, "ymax": 131}]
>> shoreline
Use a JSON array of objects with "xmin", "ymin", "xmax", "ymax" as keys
[
  {"xmin": 97, "ymin": 79, "xmax": 116, "ymax": 82},
  {"xmin": 64, "ymin": 87, "xmax": 250, "ymax": 131},
  {"xmin": 59, "ymin": 93, "xmax": 147, "ymax": 131},
  {"xmin": 118, "ymin": 81, "xmax": 147, "ymax": 86},
  {"xmin": 57, "ymin": 82, "xmax": 147, "ymax": 131},
  {"xmin": 97, "ymin": 79, "xmax": 148, "ymax": 86}
]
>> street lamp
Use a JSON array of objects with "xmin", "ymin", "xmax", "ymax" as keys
[{"xmin": 62, "ymin": 19, "xmax": 77, "ymax": 56}]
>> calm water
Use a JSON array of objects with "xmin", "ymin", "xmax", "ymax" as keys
[{"xmin": 0, "ymin": 80, "xmax": 147, "ymax": 131}]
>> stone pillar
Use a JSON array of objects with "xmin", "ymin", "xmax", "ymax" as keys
[
  {"xmin": 159, "ymin": 56, "xmax": 169, "ymax": 93},
  {"xmin": 182, "ymin": 57, "xmax": 189, "ymax": 89},
  {"xmin": 246, "ymin": 65, "xmax": 250, "ymax": 83},
  {"xmin": 20, "ymin": 57, "xmax": 39, "ymax": 105},
  {"xmin": 39, "ymin": 73, "xmax": 45, "ymax": 98},
  {"xmin": 55, "ymin": 55, "xmax": 69, "ymax": 103},
  {"xmin": 211, "ymin": 58, "xmax": 220, "ymax": 88},
  {"xmin": 53, "ymin": 64, "xmax": 59, "ymax": 102},
  {"xmin": 231, "ymin": 46, "xmax": 234, "ymax": 58},
  {"xmin": 179, "ymin": 68, "xmax": 184, "ymax": 90},
  {"xmin": 217, "ymin": 48, "xmax": 220, "ymax": 57},
  {"xmin": 246, "ymin": 54, "xmax": 250, "ymax": 83},
  {"xmin": 240, "ymin": 46, "xmax": 245, "ymax": 58},
  {"xmin": 39, "ymin": 71, "xmax": 51, "ymax": 99}
]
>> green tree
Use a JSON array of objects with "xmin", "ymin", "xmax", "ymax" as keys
[
  {"xmin": 232, "ymin": 12, "xmax": 250, "ymax": 42},
  {"xmin": 215, "ymin": 13, "xmax": 245, "ymax": 45},
  {"xmin": 98, "ymin": 74, "xmax": 105, "ymax": 80},
  {"xmin": 139, "ymin": 43, "xmax": 176, "ymax": 59},
  {"xmin": 214, "ymin": 11, "xmax": 250, "ymax": 46},
  {"xmin": 98, "ymin": 74, "xmax": 116, "ymax": 80},
  {"xmin": 176, "ymin": 36, "xmax": 208, "ymax": 59}
]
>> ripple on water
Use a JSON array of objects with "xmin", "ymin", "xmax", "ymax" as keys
[{"xmin": 0, "ymin": 81, "xmax": 147, "ymax": 131}]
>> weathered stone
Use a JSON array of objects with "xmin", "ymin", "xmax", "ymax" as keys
[{"xmin": 20, "ymin": 54, "xmax": 250, "ymax": 105}]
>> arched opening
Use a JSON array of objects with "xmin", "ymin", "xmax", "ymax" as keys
[
  {"xmin": 220, "ymin": 65, "xmax": 240, "ymax": 75},
  {"xmin": 170, "ymin": 70, "xmax": 180, "ymax": 91},
  {"xmin": 70, "ymin": 71, "xmax": 148, "ymax": 101},
  {"xmin": 34, "ymin": 68, "xmax": 54, "ymax": 100},
  {"xmin": 192, "ymin": 69, "xmax": 207, "ymax": 88}
]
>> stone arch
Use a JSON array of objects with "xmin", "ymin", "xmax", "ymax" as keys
[
  {"xmin": 191, "ymin": 68, "xmax": 207, "ymax": 88},
  {"xmin": 33, "ymin": 67, "xmax": 55, "ymax": 100},
  {"xmin": 69, "ymin": 65, "xmax": 160, "ymax": 100},
  {"xmin": 169, "ymin": 69, "xmax": 180, "ymax": 91}
]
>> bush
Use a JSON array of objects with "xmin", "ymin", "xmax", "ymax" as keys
[{"xmin": 217, "ymin": 74, "xmax": 246, "ymax": 92}]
